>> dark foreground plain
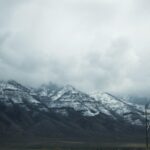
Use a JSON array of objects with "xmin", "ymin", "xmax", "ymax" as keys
[{"xmin": 0, "ymin": 137, "xmax": 148, "ymax": 150}]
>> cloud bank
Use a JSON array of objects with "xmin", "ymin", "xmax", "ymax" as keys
[{"xmin": 0, "ymin": 0, "xmax": 150, "ymax": 96}]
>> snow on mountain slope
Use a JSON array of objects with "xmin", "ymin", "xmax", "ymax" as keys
[
  {"xmin": 0, "ymin": 80, "xmax": 48, "ymax": 112},
  {"xmin": 41, "ymin": 85, "xmax": 111, "ymax": 117},
  {"xmin": 90, "ymin": 91, "xmax": 144, "ymax": 125},
  {"xmin": 36, "ymin": 84, "xmax": 145, "ymax": 125},
  {"xmin": 91, "ymin": 91, "xmax": 133, "ymax": 114},
  {"xmin": 0, "ymin": 80, "xmax": 30, "ymax": 93},
  {"xmin": 0, "ymin": 80, "xmax": 145, "ymax": 126},
  {"xmin": 121, "ymin": 96, "xmax": 145, "ymax": 112}
]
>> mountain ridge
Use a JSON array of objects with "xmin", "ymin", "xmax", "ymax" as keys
[{"xmin": 0, "ymin": 80, "xmax": 146, "ymax": 139}]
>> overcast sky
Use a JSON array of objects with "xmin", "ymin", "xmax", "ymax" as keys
[{"xmin": 0, "ymin": 0, "xmax": 150, "ymax": 96}]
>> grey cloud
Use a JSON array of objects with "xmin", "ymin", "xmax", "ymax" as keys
[{"xmin": 0, "ymin": 0, "xmax": 150, "ymax": 96}]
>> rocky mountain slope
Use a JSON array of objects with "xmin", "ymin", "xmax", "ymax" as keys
[{"xmin": 0, "ymin": 80, "xmax": 145, "ymax": 139}]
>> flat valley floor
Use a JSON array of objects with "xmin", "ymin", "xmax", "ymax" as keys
[{"xmin": 0, "ymin": 138, "xmax": 148, "ymax": 150}]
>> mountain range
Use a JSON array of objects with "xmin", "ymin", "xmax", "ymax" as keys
[{"xmin": 0, "ymin": 80, "xmax": 147, "ymax": 141}]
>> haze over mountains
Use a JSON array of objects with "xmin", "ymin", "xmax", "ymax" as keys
[{"xmin": 0, "ymin": 80, "xmax": 147, "ymax": 141}]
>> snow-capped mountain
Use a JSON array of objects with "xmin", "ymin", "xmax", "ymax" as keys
[
  {"xmin": 40, "ymin": 84, "xmax": 111, "ymax": 117},
  {"xmin": 0, "ymin": 80, "xmax": 145, "ymax": 122},
  {"xmin": 0, "ymin": 80, "xmax": 146, "ymax": 139},
  {"xmin": 0, "ymin": 80, "xmax": 48, "ymax": 112},
  {"xmin": 33, "ymin": 83, "xmax": 145, "ymax": 125},
  {"xmin": 90, "ymin": 91, "xmax": 144, "ymax": 125}
]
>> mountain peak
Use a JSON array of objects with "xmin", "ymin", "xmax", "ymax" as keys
[
  {"xmin": 0, "ymin": 80, "xmax": 30, "ymax": 93},
  {"xmin": 63, "ymin": 84, "xmax": 77, "ymax": 92}
]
